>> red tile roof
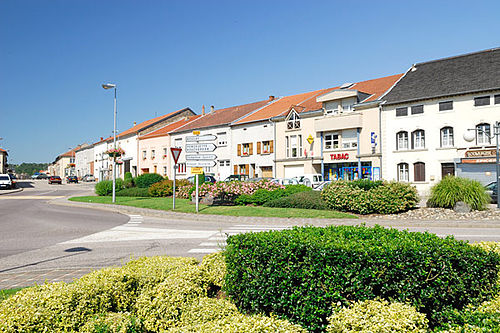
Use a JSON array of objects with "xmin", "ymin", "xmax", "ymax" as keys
[
  {"xmin": 118, "ymin": 107, "xmax": 192, "ymax": 137},
  {"xmin": 59, "ymin": 146, "xmax": 82, "ymax": 158},
  {"xmin": 139, "ymin": 115, "xmax": 201, "ymax": 140},
  {"xmin": 0, "ymin": 148, "xmax": 7, "ymax": 154},
  {"xmin": 172, "ymin": 99, "xmax": 270, "ymax": 133},
  {"xmin": 351, "ymin": 73, "xmax": 404, "ymax": 102}
]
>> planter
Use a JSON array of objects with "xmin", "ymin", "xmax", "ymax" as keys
[{"xmin": 107, "ymin": 152, "xmax": 122, "ymax": 158}]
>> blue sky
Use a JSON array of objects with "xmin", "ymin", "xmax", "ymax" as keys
[{"xmin": 1, "ymin": 0, "xmax": 499, "ymax": 163}]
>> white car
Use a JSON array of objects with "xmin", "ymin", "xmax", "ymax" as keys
[
  {"xmin": 271, "ymin": 178, "xmax": 299, "ymax": 186},
  {"xmin": 0, "ymin": 174, "xmax": 13, "ymax": 189},
  {"xmin": 294, "ymin": 174, "xmax": 324, "ymax": 189}
]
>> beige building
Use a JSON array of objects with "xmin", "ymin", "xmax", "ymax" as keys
[
  {"xmin": 49, "ymin": 146, "xmax": 80, "ymax": 177},
  {"xmin": 0, "ymin": 148, "xmax": 7, "ymax": 173},
  {"xmin": 273, "ymin": 74, "xmax": 402, "ymax": 180}
]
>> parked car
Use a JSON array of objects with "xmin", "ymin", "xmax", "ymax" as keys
[
  {"xmin": 486, "ymin": 181, "xmax": 497, "ymax": 203},
  {"xmin": 187, "ymin": 175, "xmax": 217, "ymax": 184},
  {"xmin": 0, "ymin": 174, "xmax": 13, "ymax": 189},
  {"xmin": 224, "ymin": 174, "xmax": 249, "ymax": 182},
  {"xmin": 66, "ymin": 175, "xmax": 78, "ymax": 183},
  {"xmin": 271, "ymin": 178, "xmax": 299, "ymax": 185},
  {"xmin": 294, "ymin": 174, "xmax": 324, "ymax": 189},
  {"xmin": 48, "ymin": 176, "xmax": 62, "ymax": 184},
  {"xmin": 82, "ymin": 174, "xmax": 96, "ymax": 182},
  {"xmin": 313, "ymin": 181, "xmax": 332, "ymax": 191}
]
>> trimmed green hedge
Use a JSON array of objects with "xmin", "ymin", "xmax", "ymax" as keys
[
  {"xmin": 95, "ymin": 179, "xmax": 124, "ymax": 196},
  {"xmin": 116, "ymin": 187, "xmax": 150, "ymax": 197},
  {"xmin": 134, "ymin": 173, "xmax": 164, "ymax": 188},
  {"xmin": 263, "ymin": 191, "xmax": 328, "ymax": 210},
  {"xmin": 224, "ymin": 225, "xmax": 500, "ymax": 332},
  {"xmin": 428, "ymin": 175, "xmax": 490, "ymax": 211},
  {"xmin": 235, "ymin": 185, "xmax": 311, "ymax": 206}
]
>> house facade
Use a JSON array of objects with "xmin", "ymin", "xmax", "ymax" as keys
[
  {"xmin": 381, "ymin": 48, "xmax": 500, "ymax": 194},
  {"xmin": 93, "ymin": 137, "xmax": 113, "ymax": 181},
  {"xmin": 75, "ymin": 144, "xmax": 94, "ymax": 178},
  {"xmin": 0, "ymin": 148, "xmax": 7, "ymax": 173},
  {"xmin": 49, "ymin": 147, "xmax": 80, "ymax": 177}
]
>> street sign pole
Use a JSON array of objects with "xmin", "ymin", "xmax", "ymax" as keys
[
  {"xmin": 173, "ymin": 164, "xmax": 177, "ymax": 210},
  {"xmin": 195, "ymin": 174, "xmax": 199, "ymax": 213}
]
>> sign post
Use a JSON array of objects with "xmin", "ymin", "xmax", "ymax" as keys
[
  {"xmin": 170, "ymin": 147, "xmax": 182, "ymax": 210},
  {"xmin": 195, "ymin": 174, "xmax": 199, "ymax": 213}
]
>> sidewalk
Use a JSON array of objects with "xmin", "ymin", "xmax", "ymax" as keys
[{"xmin": 0, "ymin": 187, "xmax": 23, "ymax": 195}]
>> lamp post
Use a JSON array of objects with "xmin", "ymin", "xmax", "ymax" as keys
[
  {"xmin": 463, "ymin": 121, "xmax": 500, "ymax": 209},
  {"xmin": 102, "ymin": 83, "xmax": 117, "ymax": 203}
]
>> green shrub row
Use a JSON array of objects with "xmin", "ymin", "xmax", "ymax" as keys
[
  {"xmin": 95, "ymin": 179, "xmax": 124, "ymax": 196},
  {"xmin": 224, "ymin": 225, "xmax": 500, "ymax": 331},
  {"xmin": 134, "ymin": 173, "xmax": 164, "ymax": 188},
  {"xmin": 428, "ymin": 175, "xmax": 490, "ymax": 211},
  {"xmin": 321, "ymin": 181, "xmax": 419, "ymax": 214},
  {"xmin": 235, "ymin": 184, "xmax": 311, "ymax": 206},
  {"xmin": 263, "ymin": 190, "xmax": 329, "ymax": 210},
  {"xmin": 124, "ymin": 171, "xmax": 134, "ymax": 188},
  {"xmin": 116, "ymin": 187, "xmax": 150, "ymax": 197},
  {"xmin": 148, "ymin": 179, "xmax": 173, "ymax": 197}
]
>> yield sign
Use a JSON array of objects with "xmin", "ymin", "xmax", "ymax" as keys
[{"xmin": 170, "ymin": 147, "xmax": 182, "ymax": 164}]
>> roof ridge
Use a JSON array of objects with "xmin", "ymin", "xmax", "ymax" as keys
[{"xmin": 414, "ymin": 47, "xmax": 500, "ymax": 67}]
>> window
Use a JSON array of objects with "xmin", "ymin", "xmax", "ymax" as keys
[
  {"xmin": 290, "ymin": 135, "xmax": 298, "ymax": 157},
  {"xmin": 289, "ymin": 135, "xmax": 302, "ymax": 158},
  {"xmin": 439, "ymin": 101, "xmax": 453, "ymax": 111},
  {"xmin": 324, "ymin": 101, "xmax": 340, "ymax": 115},
  {"xmin": 174, "ymin": 138, "xmax": 182, "ymax": 148},
  {"xmin": 342, "ymin": 102, "xmax": 354, "ymax": 113},
  {"xmin": 163, "ymin": 166, "xmax": 167, "ymax": 176},
  {"xmin": 219, "ymin": 160, "xmax": 230, "ymax": 166},
  {"xmin": 142, "ymin": 150, "xmax": 147, "ymax": 160},
  {"xmin": 242, "ymin": 143, "xmax": 250, "ymax": 155},
  {"xmin": 217, "ymin": 132, "xmax": 227, "ymax": 146},
  {"xmin": 396, "ymin": 107, "xmax": 408, "ymax": 117},
  {"xmin": 397, "ymin": 163, "xmax": 409, "ymax": 182},
  {"xmin": 151, "ymin": 150, "xmax": 155, "ymax": 159},
  {"xmin": 239, "ymin": 164, "xmax": 247, "ymax": 175},
  {"xmin": 475, "ymin": 96, "xmax": 490, "ymax": 106},
  {"xmin": 324, "ymin": 133, "xmax": 339, "ymax": 150},
  {"xmin": 286, "ymin": 136, "xmax": 290, "ymax": 158},
  {"xmin": 396, "ymin": 131, "xmax": 408, "ymax": 150},
  {"xmin": 342, "ymin": 129, "xmax": 357, "ymax": 149},
  {"xmin": 476, "ymin": 123, "xmax": 491, "ymax": 145},
  {"xmin": 412, "ymin": 130, "xmax": 425, "ymax": 149},
  {"xmin": 287, "ymin": 112, "xmax": 301, "ymax": 130},
  {"xmin": 440, "ymin": 127, "xmax": 454, "ymax": 147},
  {"xmin": 495, "ymin": 94, "xmax": 500, "ymax": 104},
  {"xmin": 411, "ymin": 105, "xmax": 424, "ymax": 115},
  {"xmin": 414, "ymin": 162, "xmax": 425, "ymax": 182},
  {"xmin": 262, "ymin": 141, "xmax": 271, "ymax": 153}
]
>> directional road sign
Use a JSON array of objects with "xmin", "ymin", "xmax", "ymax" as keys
[
  {"xmin": 186, "ymin": 154, "xmax": 217, "ymax": 161},
  {"xmin": 186, "ymin": 143, "xmax": 217, "ymax": 153},
  {"xmin": 186, "ymin": 160, "xmax": 216, "ymax": 168},
  {"xmin": 186, "ymin": 134, "xmax": 217, "ymax": 142}
]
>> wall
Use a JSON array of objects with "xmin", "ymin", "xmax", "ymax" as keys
[{"xmin": 138, "ymin": 135, "xmax": 172, "ymax": 178}]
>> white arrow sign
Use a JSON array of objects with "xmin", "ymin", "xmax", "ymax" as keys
[
  {"xmin": 186, "ymin": 160, "xmax": 217, "ymax": 168},
  {"xmin": 186, "ymin": 143, "xmax": 217, "ymax": 153},
  {"xmin": 186, "ymin": 154, "xmax": 217, "ymax": 161},
  {"xmin": 186, "ymin": 134, "xmax": 217, "ymax": 142}
]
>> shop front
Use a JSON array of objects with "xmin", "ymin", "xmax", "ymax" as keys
[
  {"xmin": 456, "ymin": 148, "xmax": 497, "ymax": 185},
  {"xmin": 319, "ymin": 151, "xmax": 380, "ymax": 181}
]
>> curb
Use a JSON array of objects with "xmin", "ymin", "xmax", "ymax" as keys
[
  {"xmin": 51, "ymin": 197, "xmax": 500, "ymax": 229},
  {"xmin": 0, "ymin": 187, "xmax": 23, "ymax": 195}
]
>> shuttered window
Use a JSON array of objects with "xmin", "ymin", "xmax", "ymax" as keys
[
  {"xmin": 474, "ymin": 96, "xmax": 490, "ymax": 106},
  {"xmin": 495, "ymin": 94, "xmax": 500, "ymax": 105},
  {"xmin": 396, "ymin": 107, "xmax": 408, "ymax": 117},
  {"xmin": 414, "ymin": 162, "xmax": 425, "ymax": 182},
  {"xmin": 411, "ymin": 105, "xmax": 424, "ymax": 115},
  {"xmin": 439, "ymin": 101, "xmax": 453, "ymax": 111}
]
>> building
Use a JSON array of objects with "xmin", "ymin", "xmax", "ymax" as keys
[
  {"xmin": 272, "ymin": 74, "xmax": 402, "ymax": 180},
  {"xmin": 74, "ymin": 144, "xmax": 94, "ymax": 178},
  {"xmin": 0, "ymin": 148, "xmax": 7, "ymax": 173},
  {"xmin": 93, "ymin": 137, "xmax": 113, "ymax": 181},
  {"xmin": 49, "ymin": 146, "xmax": 81, "ymax": 177},
  {"xmin": 137, "ymin": 115, "xmax": 200, "ymax": 178},
  {"xmin": 381, "ymin": 48, "xmax": 500, "ymax": 194},
  {"xmin": 170, "ymin": 100, "xmax": 272, "ymax": 180}
]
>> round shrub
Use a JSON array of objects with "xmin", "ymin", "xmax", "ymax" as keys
[
  {"xmin": 149, "ymin": 179, "xmax": 173, "ymax": 197},
  {"xmin": 95, "ymin": 179, "xmax": 124, "ymax": 196},
  {"xmin": 235, "ymin": 188, "xmax": 286, "ymax": 206},
  {"xmin": 134, "ymin": 173, "xmax": 164, "ymax": 188},
  {"xmin": 428, "ymin": 176, "xmax": 490, "ymax": 211},
  {"xmin": 347, "ymin": 179, "xmax": 383, "ymax": 191},
  {"xmin": 284, "ymin": 184, "xmax": 312, "ymax": 195},
  {"xmin": 116, "ymin": 187, "xmax": 150, "ymax": 197},
  {"xmin": 326, "ymin": 299, "xmax": 428, "ymax": 333},
  {"xmin": 264, "ymin": 190, "xmax": 329, "ymax": 210},
  {"xmin": 79, "ymin": 312, "xmax": 145, "ymax": 333},
  {"xmin": 200, "ymin": 252, "xmax": 226, "ymax": 289},
  {"xmin": 123, "ymin": 172, "xmax": 134, "ymax": 188}
]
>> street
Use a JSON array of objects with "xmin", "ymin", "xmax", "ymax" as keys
[{"xmin": 1, "ymin": 180, "xmax": 500, "ymax": 289}]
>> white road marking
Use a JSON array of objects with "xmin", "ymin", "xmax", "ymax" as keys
[
  {"xmin": 0, "ymin": 196, "xmax": 64, "ymax": 200},
  {"xmin": 127, "ymin": 214, "xmax": 143, "ymax": 224},
  {"xmin": 188, "ymin": 248, "xmax": 219, "ymax": 254}
]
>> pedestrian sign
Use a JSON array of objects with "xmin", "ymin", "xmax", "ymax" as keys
[{"xmin": 170, "ymin": 147, "xmax": 182, "ymax": 164}]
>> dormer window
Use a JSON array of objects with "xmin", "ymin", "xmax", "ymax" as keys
[{"xmin": 286, "ymin": 111, "xmax": 301, "ymax": 130}]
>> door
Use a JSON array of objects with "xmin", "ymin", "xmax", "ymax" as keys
[
  {"xmin": 261, "ymin": 166, "xmax": 273, "ymax": 178},
  {"xmin": 441, "ymin": 163, "xmax": 455, "ymax": 178}
]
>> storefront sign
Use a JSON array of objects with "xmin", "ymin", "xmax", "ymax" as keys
[
  {"xmin": 330, "ymin": 153, "xmax": 349, "ymax": 160},
  {"xmin": 465, "ymin": 149, "xmax": 496, "ymax": 158},
  {"xmin": 462, "ymin": 158, "xmax": 496, "ymax": 164}
]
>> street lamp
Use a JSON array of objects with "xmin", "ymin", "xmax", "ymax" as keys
[
  {"xmin": 463, "ymin": 121, "xmax": 500, "ymax": 208},
  {"xmin": 102, "ymin": 83, "xmax": 117, "ymax": 203}
]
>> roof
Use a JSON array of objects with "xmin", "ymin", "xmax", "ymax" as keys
[
  {"xmin": 351, "ymin": 73, "xmax": 404, "ymax": 103},
  {"xmin": 0, "ymin": 148, "xmax": 7, "ymax": 155},
  {"xmin": 384, "ymin": 48, "xmax": 500, "ymax": 105},
  {"xmin": 59, "ymin": 146, "xmax": 82, "ymax": 158},
  {"xmin": 172, "ymin": 99, "xmax": 270, "ymax": 133},
  {"xmin": 118, "ymin": 107, "xmax": 193, "ymax": 137},
  {"xmin": 233, "ymin": 88, "xmax": 334, "ymax": 125},
  {"xmin": 139, "ymin": 115, "xmax": 201, "ymax": 140}
]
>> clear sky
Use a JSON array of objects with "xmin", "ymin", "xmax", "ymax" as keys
[{"xmin": 1, "ymin": 0, "xmax": 499, "ymax": 164}]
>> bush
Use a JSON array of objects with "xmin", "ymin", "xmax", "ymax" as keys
[
  {"xmin": 95, "ymin": 179, "xmax": 124, "ymax": 196},
  {"xmin": 80, "ymin": 312, "xmax": 145, "ymax": 333},
  {"xmin": 347, "ymin": 179, "xmax": 383, "ymax": 191},
  {"xmin": 198, "ymin": 180, "xmax": 284, "ymax": 203},
  {"xmin": 326, "ymin": 299, "xmax": 428, "ymax": 333},
  {"xmin": 235, "ymin": 184, "xmax": 311, "ymax": 206},
  {"xmin": 321, "ymin": 181, "xmax": 418, "ymax": 214},
  {"xmin": 124, "ymin": 172, "xmax": 134, "ymax": 188},
  {"xmin": 177, "ymin": 184, "xmax": 195, "ymax": 199},
  {"xmin": 134, "ymin": 173, "xmax": 164, "ymax": 188},
  {"xmin": 200, "ymin": 252, "xmax": 226, "ymax": 289},
  {"xmin": 264, "ymin": 191, "xmax": 329, "ymax": 210},
  {"xmin": 148, "ymin": 180, "xmax": 173, "ymax": 197},
  {"xmin": 224, "ymin": 225, "xmax": 500, "ymax": 331},
  {"xmin": 116, "ymin": 187, "xmax": 150, "ymax": 197},
  {"xmin": 284, "ymin": 184, "xmax": 312, "ymax": 196},
  {"xmin": 428, "ymin": 176, "xmax": 490, "ymax": 211}
]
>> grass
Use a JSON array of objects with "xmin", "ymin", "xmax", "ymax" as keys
[
  {"xmin": 0, "ymin": 288, "xmax": 23, "ymax": 301},
  {"xmin": 69, "ymin": 196, "xmax": 357, "ymax": 219}
]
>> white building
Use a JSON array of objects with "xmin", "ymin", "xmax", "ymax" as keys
[
  {"xmin": 74, "ymin": 144, "xmax": 93, "ymax": 178},
  {"xmin": 381, "ymin": 48, "xmax": 500, "ymax": 194}
]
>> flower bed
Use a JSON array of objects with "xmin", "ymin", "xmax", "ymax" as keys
[{"xmin": 198, "ymin": 180, "xmax": 284, "ymax": 203}]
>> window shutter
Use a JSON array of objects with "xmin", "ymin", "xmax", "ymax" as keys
[
  {"xmin": 237, "ymin": 144, "xmax": 241, "ymax": 156},
  {"xmin": 270, "ymin": 140, "xmax": 274, "ymax": 153},
  {"xmin": 234, "ymin": 165, "xmax": 238, "ymax": 175},
  {"xmin": 257, "ymin": 142, "xmax": 261, "ymax": 154},
  {"xmin": 249, "ymin": 143, "xmax": 253, "ymax": 155},
  {"xmin": 245, "ymin": 164, "xmax": 249, "ymax": 175}
]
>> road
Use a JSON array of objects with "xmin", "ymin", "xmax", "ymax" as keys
[{"xmin": 1, "ymin": 180, "xmax": 500, "ymax": 289}]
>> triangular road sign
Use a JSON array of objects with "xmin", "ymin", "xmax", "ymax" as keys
[{"xmin": 170, "ymin": 147, "xmax": 182, "ymax": 164}]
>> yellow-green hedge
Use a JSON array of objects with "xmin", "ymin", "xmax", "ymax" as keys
[
  {"xmin": 326, "ymin": 299, "xmax": 428, "ymax": 333},
  {"xmin": 199, "ymin": 251, "xmax": 226, "ymax": 288},
  {"xmin": 79, "ymin": 312, "xmax": 144, "ymax": 333}
]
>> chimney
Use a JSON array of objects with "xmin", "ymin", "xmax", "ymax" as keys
[
  {"xmin": 210, "ymin": 105, "xmax": 215, "ymax": 113},
  {"xmin": 269, "ymin": 95, "xmax": 275, "ymax": 101},
  {"xmin": 133, "ymin": 121, "xmax": 137, "ymax": 126},
  {"xmin": 202, "ymin": 105, "xmax": 205, "ymax": 115},
  {"xmin": 100, "ymin": 137, "xmax": 103, "ymax": 141}
]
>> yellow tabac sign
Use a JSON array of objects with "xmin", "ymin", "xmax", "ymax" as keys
[
  {"xmin": 191, "ymin": 167, "xmax": 203, "ymax": 174},
  {"xmin": 307, "ymin": 135, "xmax": 314, "ymax": 144}
]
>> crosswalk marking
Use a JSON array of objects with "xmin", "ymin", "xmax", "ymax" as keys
[{"xmin": 127, "ymin": 214, "xmax": 143, "ymax": 224}]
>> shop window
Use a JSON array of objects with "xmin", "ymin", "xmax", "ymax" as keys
[
  {"xmin": 324, "ymin": 133, "xmax": 339, "ymax": 150},
  {"xmin": 439, "ymin": 101, "xmax": 453, "ymax": 111},
  {"xmin": 397, "ymin": 163, "xmax": 409, "ymax": 182},
  {"xmin": 476, "ymin": 123, "xmax": 491, "ymax": 145},
  {"xmin": 475, "ymin": 96, "xmax": 490, "ymax": 107},
  {"xmin": 440, "ymin": 127, "xmax": 454, "ymax": 147},
  {"xmin": 414, "ymin": 162, "xmax": 425, "ymax": 182},
  {"xmin": 411, "ymin": 130, "xmax": 425, "ymax": 149},
  {"xmin": 396, "ymin": 131, "xmax": 408, "ymax": 150},
  {"xmin": 287, "ymin": 112, "xmax": 301, "ymax": 130}
]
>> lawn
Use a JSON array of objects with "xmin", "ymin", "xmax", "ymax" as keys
[
  {"xmin": 69, "ymin": 196, "xmax": 357, "ymax": 219},
  {"xmin": 0, "ymin": 288, "xmax": 23, "ymax": 301}
]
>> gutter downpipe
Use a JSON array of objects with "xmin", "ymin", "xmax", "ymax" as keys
[
  {"xmin": 379, "ymin": 102, "xmax": 384, "ymax": 180},
  {"xmin": 320, "ymin": 131, "xmax": 324, "ymax": 178},
  {"xmin": 357, "ymin": 128, "xmax": 361, "ymax": 179},
  {"xmin": 270, "ymin": 118, "xmax": 277, "ymax": 178}
]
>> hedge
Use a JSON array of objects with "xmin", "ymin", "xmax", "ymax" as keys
[
  {"xmin": 95, "ymin": 179, "xmax": 124, "ymax": 196},
  {"xmin": 116, "ymin": 187, "xmax": 150, "ymax": 197},
  {"xmin": 263, "ymin": 190, "xmax": 329, "ymax": 210},
  {"xmin": 134, "ymin": 173, "xmax": 164, "ymax": 188},
  {"xmin": 224, "ymin": 225, "xmax": 500, "ymax": 332},
  {"xmin": 428, "ymin": 175, "xmax": 490, "ymax": 211},
  {"xmin": 148, "ymin": 179, "xmax": 173, "ymax": 197},
  {"xmin": 235, "ymin": 184, "xmax": 311, "ymax": 206}
]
